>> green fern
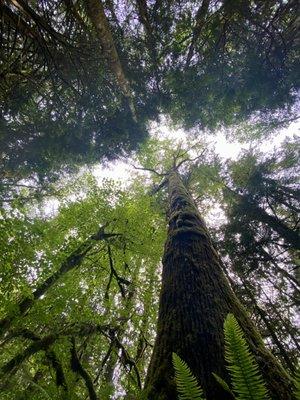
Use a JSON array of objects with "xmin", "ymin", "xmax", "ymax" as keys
[
  {"xmin": 172, "ymin": 353, "xmax": 205, "ymax": 400},
  {"xmin": 212, "ymin": 372, "xmax": 234, "ymax": 397},
  {"xmin": 293, "ymin": 368, "xmax": 300, "ymax": 400},
  {"xmin": 224, "ymin": 314, "xmax": 269, "ymax": 400}
]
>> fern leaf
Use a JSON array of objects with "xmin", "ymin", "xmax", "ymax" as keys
[
  {"xmin": 224, "ymin": 314, "xmax": 269, "ymax": 400},
  {"xmin": 172, "ymin": 353, "xmax": 205, "ymax": 400},
  {"xmin": 293, "ymin": 368, "xmax": 300, "ymax": 400},
  {"xmin": 212, "ymin": 372, "xmax": 235, "ymax": 397}
]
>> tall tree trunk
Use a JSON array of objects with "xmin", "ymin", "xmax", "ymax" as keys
[{"xmin": 145, "ymin": 170, "xmax": 291, "ymax": 400}]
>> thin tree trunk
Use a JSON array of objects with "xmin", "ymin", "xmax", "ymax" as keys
[
  {"xmin": 145, "ymin": 170, "xmax": 292, "ymax": 400},
  {"xmin": 185, "ymin": 0, "xmax": 210, "ymax": 68},
  {"xmin": 85, "ymin": 0, "xmax": 137, "ymax": 121}
]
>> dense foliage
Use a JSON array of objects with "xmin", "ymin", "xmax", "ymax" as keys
[
  {"xmin": 0, "ymin": 138, "xmax": 299, "ymax": 399},
  {"xmin": 1, "ymin": 0, "xmax": 299, "ymax": 182},
  {"xmin": 0, "ymin": 1, "xmax": 299, "ymax": 399}
]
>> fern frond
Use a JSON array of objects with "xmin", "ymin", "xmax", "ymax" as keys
[
  {"xmin": 224, "ymin": 314, "xmax": 269, "ymax": 400},
  {"xmin": 293, "ymin": 368, "xmax": 300, "ymax": 400},
  {"xmin": 212, "ymin": 372, "xmax": 235, "ymax": 397},
  {"xmin": 172, "ymin": 353, "xmax": 205, "ymax": 400}
]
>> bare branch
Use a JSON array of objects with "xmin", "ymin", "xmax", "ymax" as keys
[{"xmin": 132, "ymin": 164, "xmax": 166, "ymax": 177}]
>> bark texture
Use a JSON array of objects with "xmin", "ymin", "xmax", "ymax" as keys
[{"xmin": 145, "ymin": 170, "xmax": 292, "ymax": 400}]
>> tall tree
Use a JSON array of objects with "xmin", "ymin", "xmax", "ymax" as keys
[
  {"xmin": 140, "ymin": 146, "xmax": 292, "ymax": 399},
  {"xmin": 214, "ymin": 143, "xmax": 300, "ymax": 374}
]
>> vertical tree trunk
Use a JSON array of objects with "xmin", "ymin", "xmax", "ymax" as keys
[{"xmin": 145, "ymin": 170, "xmax": 291, "ymax": 400}]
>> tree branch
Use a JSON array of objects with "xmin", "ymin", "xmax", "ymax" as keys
[
  {"xmin": 0, "ymin": 224, "xmax": 120, "ymax": 337},
  {"xmin": 185, "ymin": 0, "xmax": 210, "ymax": 68},
  {"xmin": 132, "ymin": 164, "xmax": 166, "ymax": 176},
  {"xmin": 70, "ymin": 337, "xmax": 98, "ymax": 400}
]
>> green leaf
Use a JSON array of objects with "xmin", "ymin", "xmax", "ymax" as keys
[
  {"xmin": 224, "ymin": 314, "xmax": 270, "ymax": 400},
  {"xmin": 212, "ymin": 372, "xmax": 235, "ymax": 397},
  {"xmin": 172, "ymin": 352, "xmax": 205, "ymax": 400},
  {"xmin": 293, "ymin": 368, "xmax": 300, "ymax": 400}
]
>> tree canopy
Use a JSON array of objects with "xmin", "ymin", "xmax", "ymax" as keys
[
  {"xmin": 0, "ymin": 136, "xmax": 299, "ymax": 398},
  {"xmin": 0, "ymin": 1, "xmax": 299, "ymax": 399},
  {"xmin": 1, "ymin": 0, "xmax": 299, "ymax": 181}
]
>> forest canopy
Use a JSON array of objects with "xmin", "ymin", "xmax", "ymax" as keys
[{"xmin": 0, "ymin": 1, "xmax": 299, "ymax": 400}]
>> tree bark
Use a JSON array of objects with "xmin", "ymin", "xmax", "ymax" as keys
[{"xmin": 145, "ymin": 170, "xmax": 292, "ymax": 400}]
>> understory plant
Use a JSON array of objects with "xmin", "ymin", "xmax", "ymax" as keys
[{"xmin": 172, "ymin": 314, "xmax": 275, "ymax": 400}]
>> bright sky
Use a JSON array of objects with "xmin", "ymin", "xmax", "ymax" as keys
[
  {"xmin": 41, "ymin": 118, "xmax": 299, "ymax": 218},
  {"xmin": 92, "ymin": 119, "xmax": 299, "ymax": 183}
]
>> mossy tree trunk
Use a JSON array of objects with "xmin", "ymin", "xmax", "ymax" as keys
[{"xmin": 145, "ymin": 170, "xmax": 292, "ymax": 400}]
